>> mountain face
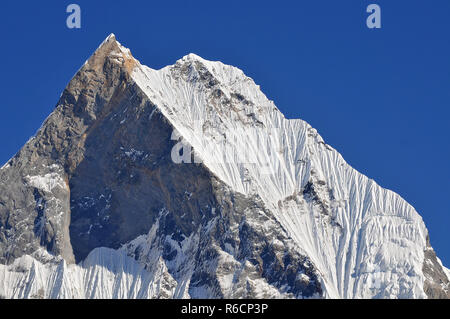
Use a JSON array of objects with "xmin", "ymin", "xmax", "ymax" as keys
[{"xmin": 0, "ymin": 34, "xmax": 448, "ymax": 299}]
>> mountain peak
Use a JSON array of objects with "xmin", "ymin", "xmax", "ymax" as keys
[
  {"xmin": 85, "ymin": 33, "xmax": 136, "ymax": 74},
  {"xmin": 0, "ymin": 34, "xmax": 448, "ymax": 299},
  {"xmin": 95, "ymin": 33, "xmax": 119, "ymax": 53},
  {"xmin": 181, "ymin": 53, "xmax": 206, "ymax": 62},
  {"xmin": 105, "ymin": 32, "xmax": 116, "ymax": 41}
]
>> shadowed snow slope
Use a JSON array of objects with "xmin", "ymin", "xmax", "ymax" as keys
[{"xmin": 0, "ymin": 34, "xmax": 448, "ymax": 299}]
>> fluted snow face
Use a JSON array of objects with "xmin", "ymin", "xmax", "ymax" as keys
[
  {"xmin": 131, "ymin": 49, "xmax": 431, "ymax": 298},
  {"xmin": 445, "ymin": 267, "xmax": 450, "ymax": 280}
]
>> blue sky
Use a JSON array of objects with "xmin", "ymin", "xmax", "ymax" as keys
[{"xmin": 0, "ymin": 0, "xmax": 449, "ymax": 265}]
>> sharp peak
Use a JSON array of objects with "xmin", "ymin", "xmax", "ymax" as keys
[
  {"xmin": 105, "ymin": 33, "xmax": 116, "ymax": 41},
  {"xmin": 92, "ymin": 33, "xmax": 137, "ymax": 62},
  {"xmin": 95, "ymin": 33, "xmax": 121, "ymax": 53},
  {"xmin": 82, "ymin": 33, "xmax": 137, "ymax": 74}
]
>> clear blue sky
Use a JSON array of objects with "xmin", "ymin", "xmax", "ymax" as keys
[{"xmin": 0, "ymin": 0, "xmax": 449, "ymax": 265}]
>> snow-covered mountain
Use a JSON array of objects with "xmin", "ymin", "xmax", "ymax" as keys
[{"xmin": 0, "ymin": 34, "xmax": 448, "ymax": 299}]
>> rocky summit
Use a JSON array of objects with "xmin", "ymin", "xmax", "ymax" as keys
[{"xmin": 0, "ymin": 34, "xmax": 448, "ymax": 299}]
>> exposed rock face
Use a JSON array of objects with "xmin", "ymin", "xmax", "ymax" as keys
[
  {"xmin": 0, "ymin": 34, "xmax": 448, "ymax": 298},
  {"xmin": 423, "ymin": 237, "xmax": 450, "ymax": 298}
]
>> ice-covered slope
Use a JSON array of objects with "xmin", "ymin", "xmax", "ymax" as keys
[
  {"xmin": 0, "ymin": 34, "xmax": 448, "ymax": 299},
  {"xmin": 0, "ymin": 247, "xmax": 177, "ymax": 299},
  {"xmin": 130, "ymin": 47, "xmax": 447, "ymax": 298}
]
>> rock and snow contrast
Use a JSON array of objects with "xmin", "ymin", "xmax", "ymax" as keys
[{"xmin": 0, "ymin": 34, "xmax": 448, "ymax": 299}]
